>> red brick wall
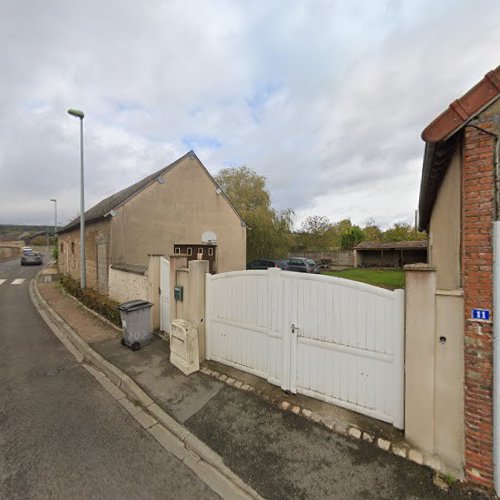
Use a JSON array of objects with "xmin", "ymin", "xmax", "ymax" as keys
[{"xmin": 462, "ymin": 120, "xmax": 496, "ymax": 487}]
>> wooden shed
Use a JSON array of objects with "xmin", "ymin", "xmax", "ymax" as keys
[{"xmin": 354, "ymin": 240, "xmax": 427, "ymax": 268}]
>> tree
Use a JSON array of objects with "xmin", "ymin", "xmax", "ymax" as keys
[
  {"xmin": 299, "ymin": 215, "xmax": 332, "ymax": 249},
  {"xmin": 382, "ymin": 221, "xmax": 426, "ymax": 242},
  {"xmin": 362, "ymin": 219, "xmax": 382, "ymax": 242},
  {"xmin": 340, "ymin": 226, "xmax": 365, "ymax": 249},
  {"xmin": 323, "ymin": 218, "xmax": 353, "ymax": 248},
  {"xmin": 215, "ymin": 166, "xmax": 270, "ymax": 213},
  {"xmin": 215, "ymin": 166, "xmax": 294, "ymax": 261}
]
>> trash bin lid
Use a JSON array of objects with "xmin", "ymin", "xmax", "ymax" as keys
[{"xmin": 117, "ymin": 300, "xmax": 153, "ymax": 312}]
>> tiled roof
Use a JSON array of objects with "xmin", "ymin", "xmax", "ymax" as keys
[
  {"xmin": 422, "ymin": 66, "xmax": 500, "ymax": 143},
  {"xmin": 355, "ymin": 240, "xmax": 428, "ymax": 251},
  {"xmin": 59, "ymin": 151, "xmax": 192, "ymax": 234},
  {"xmin": 418, "ymin": 65, "xmax": 500, "ymax": 230}
]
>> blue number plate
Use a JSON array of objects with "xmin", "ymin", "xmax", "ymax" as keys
[{"xmin": 472, "ymin": 308, "xmax": 490, "ymax": 321}]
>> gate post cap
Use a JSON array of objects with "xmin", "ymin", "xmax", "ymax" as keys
[{"xmin": 403, "ymin": 263, "xmax": 436, "ymax": 272}]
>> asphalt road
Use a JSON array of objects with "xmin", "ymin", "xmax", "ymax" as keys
[{"xmin": 0, "ymin": 255, "xmax": 218, "ymax": 499}]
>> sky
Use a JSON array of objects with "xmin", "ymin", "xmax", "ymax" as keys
[{"xmin": 1, "ymin": 0, "xmax": 499, "ymax": 230}]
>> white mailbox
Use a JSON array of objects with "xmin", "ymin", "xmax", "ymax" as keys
[{"xmin": 169, "ymin": 319, "xmax": 199, "ymax": 375}]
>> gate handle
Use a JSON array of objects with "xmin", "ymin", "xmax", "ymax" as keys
[{"xmin": 291, "ymin": 324, "xmax": 298, "ymax": 334}]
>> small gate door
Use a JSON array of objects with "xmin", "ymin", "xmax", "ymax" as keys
[{"xmin": 160, "ymin": 257, "xmax": 170, "ymax": 333}]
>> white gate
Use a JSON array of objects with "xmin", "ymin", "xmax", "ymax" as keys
[
  {"xmin": 206, "ymin": 268, "xmax": 405, "ymax": 428},
  {"xmin": 160, "ymin": 257, "xmax": 170, "ymax": 333}
]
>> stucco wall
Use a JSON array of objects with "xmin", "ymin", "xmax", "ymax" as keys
[
  {"xmin": 58, "ymin": 220, "xmax": 110, "ymax": 289},
  {"xmin": 404, "ymin": 266, "xmax": 464, "ymax": 475},
  {"xmin": 407, "ymin": 136, "xmax": 464, "ymax": 474},
  {"xmin": 110, "ymin": 154, "xmax": 246, "ymax": 272},
  {"xmin": 170, "ymin": 259, "xmax": 208, "ymax": 361},
  {"xmin": 428, "ymin": 146, "xmax": 462, "ymax": 290},
  {"xmin": 425, "ymin": 144, "xmax": 464, "ymax": 471},
  {"xmin": 108, "ymin": 266, "xmax": 150, "ymax": 304}
]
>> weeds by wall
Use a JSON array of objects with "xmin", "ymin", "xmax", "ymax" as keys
[{"xmin": 61, "ymin": 276, "xmax": 121, "ymax": 326}]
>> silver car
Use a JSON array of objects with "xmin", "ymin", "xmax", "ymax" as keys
[{"xmin": 21, "ymin": 251, "xmax": 43, "ymax": 266}]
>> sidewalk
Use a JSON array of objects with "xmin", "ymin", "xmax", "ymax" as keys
[{"xmin": 36, "ymin": 274, "xmax": 490, "ymax": 500}]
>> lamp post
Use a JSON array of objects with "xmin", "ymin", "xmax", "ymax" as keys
[
  {"xmin": 67, "ymin": 108, "xmax": 86, "ymax": 288},
  {"xmin": 50, "ymin": 198, "xmax": 57, "ymax": 243}
]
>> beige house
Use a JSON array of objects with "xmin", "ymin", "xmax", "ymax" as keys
[
  {"xmin": 406, "ymin": 64, "xmax": 500, "ymax": 489},
  {"xmin": 58, "ymin": 151, "xmax": 247, "ymax": 297}
]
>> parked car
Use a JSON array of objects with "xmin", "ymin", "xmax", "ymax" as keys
[
  {"xmin": 246, "ymin": 259, "xmax": 279, "ymax": 270},
  {"xmin": 276, "ymin": 259, "xmax": 289, "ymax": 270},
  {"xmin": 285, "ymin": 257, "xmax": 320, "ymax": 274},
  {"xmin": 21, "ymin": 251, "xmax": 43, "ymax": 266}
]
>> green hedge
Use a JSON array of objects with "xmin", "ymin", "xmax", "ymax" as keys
[{"xmin": 61, "ymin": 276, "xmax": 122, "ymax": 327}]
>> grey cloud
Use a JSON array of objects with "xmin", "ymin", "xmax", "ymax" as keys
[{"xmin": 1, "ymin": 0, "xmax": 499, "ymax": 229}]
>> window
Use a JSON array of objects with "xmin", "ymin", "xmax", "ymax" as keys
[
  {"xmin": 198, "ymin": 248, "xmax": 203, "ymax": 255},
  {"xmin": 71, "ymin": 242, "xmax": 75, "ymax": 255},
  {"xmin": 174, "ymin": 247, "xmax": 181, "ymax": 254},
  {"xmin": 60, "ymin": 243, "xmax": 63, "ymax": 253},
  {"xmin": 187, "ymin": 247, "xmax": 192, "ymax": 256},
  {"xmin": 208, "ymin": 248, "xmax": 213, "ymax": 257}
]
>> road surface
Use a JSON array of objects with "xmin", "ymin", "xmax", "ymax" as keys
[{"xmin": 0, "ymin": 255, "xmax": 218, "ymax": 499}]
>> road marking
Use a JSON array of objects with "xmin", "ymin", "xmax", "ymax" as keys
[
  {"xmin": 0, "ymin": 279, "xmax": 6, "ymax": 286},
  {"xmin": 11, "ymin": 279, "xmax": 25, "ymax": 285}
]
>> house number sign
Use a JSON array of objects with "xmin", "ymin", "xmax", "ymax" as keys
[{"xmin": 472, "ymin": 308, "xmax": 490, "ymax": 321}]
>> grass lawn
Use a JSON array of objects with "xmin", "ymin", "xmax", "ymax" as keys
[{"xmin": 323, "ymin": 268, "xmax": 405, "ymax": 290}]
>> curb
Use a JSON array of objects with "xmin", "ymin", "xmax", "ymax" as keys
[{"xmin": 31, "ymin": 273, "xmax": 263, "ymax": 500}]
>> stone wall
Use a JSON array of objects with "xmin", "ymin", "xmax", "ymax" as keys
[
  {"xmin": 288, "ymin": 250, "xmax": 354, "ymax": 266},
  {"xmin": 58, "ymin": 220, "xmax": 110, "ymax": 290},
  {"xmin": 0, "ymin": 246, "xmax": 20, "ymax": 261}
]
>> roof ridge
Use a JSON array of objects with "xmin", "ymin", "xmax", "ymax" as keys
[
  {"xmin": 422, "ymin": 65, "xmax": 500, "ymax": 143},
  {"xmin": 59, "ymin": 151, "xmax": 194, "ymax": 234}
]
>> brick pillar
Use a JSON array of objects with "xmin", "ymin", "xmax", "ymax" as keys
[{"xmin": 463, "ymin": 122, "xmax": 495, "ymax": 487}]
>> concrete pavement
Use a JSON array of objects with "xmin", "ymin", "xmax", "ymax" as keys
[
  {"xmin": 34, "ymin": 270, "xmax": 494, "ymax": 499},
  {"xmin": 0, "ymin": 256, "xmax": 219, "ymax": 500}
]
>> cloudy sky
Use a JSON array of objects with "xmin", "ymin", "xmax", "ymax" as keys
[{"xmin": 1, "ymin": 0, "xmax": 499, "ymax": 229}]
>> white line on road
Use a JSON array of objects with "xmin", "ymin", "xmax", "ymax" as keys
[
  {"xmin": 0, "ymin": 279, "xmax": 6, "ymax": 286},
  {"xmin": 11, "ymin": 279, "xmax": 25, "ymax": 285}
]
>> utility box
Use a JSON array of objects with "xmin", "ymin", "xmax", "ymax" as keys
[{"xmin": 170, "ymin": 319, "xmax": 199, "ymax": 375}]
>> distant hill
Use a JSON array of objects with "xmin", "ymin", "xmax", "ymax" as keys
[{"xmin": 0, "ymin": 224, "xmax": 58, "ymax": 242}]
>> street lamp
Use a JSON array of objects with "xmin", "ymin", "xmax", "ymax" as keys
[
  {"xmin": 67, "ymin": 108, "xmax": 86, "ymax": 288},
  {"xmin": 50, "ymin": 199, "xmax": 57, "ymax": 242}
]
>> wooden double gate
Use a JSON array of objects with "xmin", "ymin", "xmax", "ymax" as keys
[{"xmin": 206, "ymin": 268, "xmax": 405, "ymax": 428}]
